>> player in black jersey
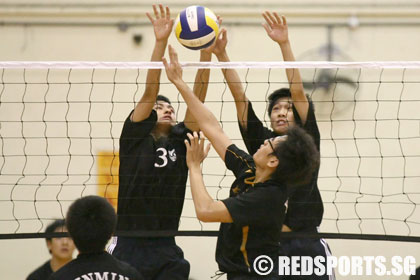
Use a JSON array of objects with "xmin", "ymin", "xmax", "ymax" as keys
[
  {"xmin": 49, "ymin": 196, "xmax": 142, "ymax": 280},
  {"xmin": 27, "ymin": 219, "xmax": 75, "ymax": 280},
  {"xmin": 108, "ymin": 5, "xmax": 214, "ymax": 280},
  {"xmin": 163, "ymin": 45, "xmax": 320, "ymax": 279},
  {"xmin": 211, "ymin": 11, "xmax": 334, "ymax": 279}
]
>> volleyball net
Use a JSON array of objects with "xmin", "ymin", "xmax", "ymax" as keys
[{"xmin": 0, "ymin": 61, "xmax": 419, "ymax": 241}]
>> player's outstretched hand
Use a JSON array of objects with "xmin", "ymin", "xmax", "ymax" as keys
[
  {"xmin": 262, "ymin": 11, "xmax": 289, "ymax": 44},
  {"xmin": 185, "ymin": 131, "xmax": 211, "ymax": 169},
  {"xmin": 146, "ymin": 4, "xmax": 174, "ymax": 42},
  {"xmin": 212, "ymin": 28, "xmax": 227, "ymax": 57},
  {"xmin": 163, "ymin": 45, "xmax": 183, "ymax": 84}
]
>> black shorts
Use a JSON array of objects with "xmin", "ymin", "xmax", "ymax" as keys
[
  {"xmin": 108, "ymin": 236, "xmax": 190, "ymax": 280},
  {"xmin": 281, "ymin": 237, "xmax": 335, "ymax": 280}
]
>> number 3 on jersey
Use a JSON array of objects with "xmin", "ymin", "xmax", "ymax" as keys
[{"xmin": 154, "ymin": 148, "xmax": 177, "ymax": 168}]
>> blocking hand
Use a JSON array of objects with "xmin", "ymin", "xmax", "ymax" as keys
[
  {"xmin": 146, "ymin": 4, "xmax": 174, "ymax": 42},
  {"xmin": 262, "ymin": 11, "xmax": 289, "ymax": 44},
  {"xmin": 184, "ymin": 131, "xmax": 211, "ymax": 169}
]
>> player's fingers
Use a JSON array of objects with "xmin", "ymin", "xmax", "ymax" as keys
[
  {"xmin": 262, "ymin": 23, "xmax": 271, "ymax": 34},
  {"xmin": 199, "ymin": 131, "xmax": 205, "ymax": 148},
  {"xmin": 171, "ymin": 46, "xmax": 179, "ymax": 64},
  {"xmin": 282, "ymin": 15, "xmax": 287, "ymax": 26},
  {"xmin": 184, "ymin": 139, "xmax": 190, "ymax": 151},
  {"xmin": 265, "ymin": 11, "xmax": 277, "ymax": 25},
  {"xmin": 168, "ymin": 45, "xmax": 175, "ymax": 63},
  {"xmin": 146, "ymin": 12, "xmax": 154, "ymax": 23},
  {"xmin": 262, "ymin": 12, "xmax": 273, "ymax": 26},
  {"xmin": 220, "ymin": 28, "xmax": 227, "ymax": 41},
  {"xmin": 165, "ymin": 6, "xmax": 171, "ymax": 20},
  {"xmin": 215, "ymin": 27, "xmax": 223, "ymax": 41},
  {"xmin": 204, "ymin": 143, "xmax": 211, "ymax": 157},
  {"xmin": 162, "ymin": 57, "xmax": 169, "ymax": 69},
  {"xmin": 217, "ymin": 16, "xmax": 223, "ymax": 27},
  {"xmin": 159, "ymin": 4, "xmax": 165, "ymax": 19},
  {"xmin": 274, "ymin": 12, "xmax": 282, "ymax": 24},
  {"xmin": 186, "ymin": 132, "xmax": 194, "ymax": 143},
  {"xmin": 193, "ymin": 131, "xmax": 199, "ymax": 145},
  {"xmin": 152, "ymin": 5, "xmax": 159, "ymax": 19}
]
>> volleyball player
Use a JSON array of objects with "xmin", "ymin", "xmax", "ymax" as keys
[
  {"xmin": 108, "ymin": 5, "xmax": 212, "ymax": 280},
  {"xmin": 211, "ymin": 11, "xmax": 334, "ymax": 279},
  {"xmin": 163, "ymin": 44, "xmax": 320, "ymax": 279},
  {"xmin": 49, "ymin": 196, "xmax": 142, "ymax": 280},
  {"xmin": 26, "ymin": 219, "xmax": 75, "ymax": 280}
]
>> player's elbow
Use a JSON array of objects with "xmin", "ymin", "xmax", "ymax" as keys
[
  {"xmin": 196, "ymin": 202, "xmax": 232, "ymax": 223},
  {"xmin": 196, "ymin": 208, "xmax": 214, "ymax": 222}
]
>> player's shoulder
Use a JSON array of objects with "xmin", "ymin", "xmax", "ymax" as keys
[
  {"xmin": 258, "ymin": 180, "xmax": 288, "ymax": 199},
  {"xmin": 27, "ymin": 260, "xmax": 52, "ymax": 280}
]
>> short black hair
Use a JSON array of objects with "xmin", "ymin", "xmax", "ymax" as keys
[
  {"xmin": 267, "ymin": 88, "xmax": 306, "ymax": 127},
  {"xmin": 66, "ymin": 196, "xmax": 116, "ymax": 253},
  {"xmin": 45, "ymin": 219, "xmax": 66, "ymax": 242},
  {"xmin": 156, "ymin": 95, "xmax": 171, "ymax": 104},
  {"xmin": 271, "ymin": 126, "xmax": 320, "ymax": 186}
]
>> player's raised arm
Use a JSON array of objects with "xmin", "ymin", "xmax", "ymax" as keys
[
  {"xmin": 212, "ymin": 28, "xmax": 250, "ymax": 130},
  {"xmin": 262, "ymin": 11, "xmax": 309, "ymax": 124},
  {"xmin": 183, "ymin": 17, "xmax": 223, "ymax": 131},
  {"xmin": 131, "ymin": 5, "xmax": 174, "ymax": 122},
  {"xmin": 163, "ymin": 45, "xmax": 232, "ymax": 161},
  {"xmin": 184, "ymin": 131, "xmax": 233, "ymax": 223}
]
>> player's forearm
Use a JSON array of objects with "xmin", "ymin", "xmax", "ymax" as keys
[
  {"xmin": 173, "ymin": 79, "xmax": 231, "ymax": 160},
  {"xmin": 192, "ymin": 51, "xmax": 212, "ymax": 101},
  {"xmin": 216, "ymin": 52, "xmax": 247, "ymax": 102},
  {"xmin": 188, "ymin": 166, "xmax": 232, "ymax": 223},
  {"xmin": 278, "ymin": 40, "xmax": 309, "ymax": 122},
  {"xmin": 144, "ymin": 40, "xmax": 168, "ymax": 93},
  {"xmin": 133, "ymin": 41, "xmax": 168, "ymax": 122},
  {"xmin": 189, "ymin": 166, "xmax": 215, "ymax": 221},
  {"xmin": 278, "ymin": 41, "xmax": 305, "ymax": 96},
  {"xmin": 184, "ymin": 51, "xmax": 212, "ymax": 130},
  {"xmin": 216, "ymin": 51, "xmax": 249, "ymax": 129}
]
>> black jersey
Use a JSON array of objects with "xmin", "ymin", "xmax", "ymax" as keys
[
  {"xmin": 27, "ymin": 260, "xmax": 53, "ymax": 280},
  {"xmin": 216, "ymin": 144, "xmax": 287, "ymax": 276},
  {"xmin": 48, "ymin": 251, "xmax": 142, "ymax": 280},
  {"xmin": 117, "ymin": 110, "xmax": 190, "ymax": 231},
  {"xmin": 239, "ymin": 101, "xmax": 323, "ymax": 231}
]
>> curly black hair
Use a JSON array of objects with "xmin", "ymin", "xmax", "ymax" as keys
[
  {"xmin": 66, "ymin": 196, "xmax": 116, "ymax": 253},
  {"xmin": 271, "ymin": 126, "xmax": 320, "ymax": 187}
]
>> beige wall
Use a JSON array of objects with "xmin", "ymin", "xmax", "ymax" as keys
[{"xmin": 1, "ymin": 1, "xmax": 420, "ymax": 279}]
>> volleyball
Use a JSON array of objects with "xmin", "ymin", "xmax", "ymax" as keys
[{"xmin": 174, "ymin": 6, "xmax": 219, "ymax": 50}]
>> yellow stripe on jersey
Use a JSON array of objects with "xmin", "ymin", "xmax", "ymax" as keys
[{"xmin": 240, "ymin": 226, "xmax": 251, "ymax": 269}]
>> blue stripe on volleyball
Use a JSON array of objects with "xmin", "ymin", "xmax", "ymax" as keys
[
  {"xmin": 196, "ymin": 6, "xmax": 206, "ymax": 29},
  {"xmin": 179, "ymin": 6, "xmax": 214, "ymax": 40},
  {"xmin": 183, "ymin": 37, "xmax": 215, "ymax": 50},
  {"xmin": 180, "ymin": 25, "xmax": 214, "ymax": 40},
  {"xmin": 179, "ymin": 9, "xmax": 191, "ymax": 33}
]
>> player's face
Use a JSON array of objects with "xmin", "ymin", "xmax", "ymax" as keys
[
  {"xmin": 253, "ymin": 135, "xmax": 287, "ymax": 166},
  {"xmin": 270, "ymin": 97, "xmax": 295, "ymax": 135},
  {"xmin": 154, "ymin": 101, "xmax": 176, "ymax": 126},
  {"xmin": 47, "ymin": 226, "xmax": 75, "ymax": 261}
]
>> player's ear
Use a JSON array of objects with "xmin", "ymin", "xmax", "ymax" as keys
[
  {"xmin": 267, "ymin": 154, "xmax": 279, "ymax": 168},
  {"xmin": 46, "ymin": 240, "xmax": 53, "ymax": 254}
]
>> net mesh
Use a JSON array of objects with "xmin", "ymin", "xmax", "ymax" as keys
[{"xmin": 0, "ymin": 61, "xmax": 419, "ymax": 240}]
